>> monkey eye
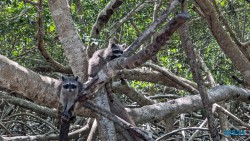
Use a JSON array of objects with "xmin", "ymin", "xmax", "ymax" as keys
[
  {"xmin": 71, "ymin": 84, "xmax": 77, "ymax": 89},
  {"xmin": 63, "ymin": 84, "xmax": 69, "ymax": 89}
]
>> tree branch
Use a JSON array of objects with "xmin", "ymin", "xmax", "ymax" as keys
[
  {"xmin": 127, "ymin": 85, "xmax": 250, "ymax": 123},
  {"xmin": 143, "ymin": 62, "xmax": 199, "ymax": 94},
  {"xmin": 109, "ymin": 0, "xmax": 147, "ymax": 37},
  {"xmin": 118, "ymin": 69, "xmax": 197, "ymax": 90},
  {"xmin": 48, "ymin": 0, "xmax": 88, "ymax": 81},
  {"xmin": 36, "ymin": 0, "xmax": 71, "ymax": 73},
  {"xmin": 87, "ymin": 0, "xmax": 124, "ymax": 58},
  {"xmin": 123, "ymin": 0, "xmax": 180, "ymax": 57},
  {"xmin": 83, "ymin": 101, "xmax": 154, "ymax": 141},
  {"xmin": 194, "ymin": 0, "xmax": 250, "ymax": 86}
]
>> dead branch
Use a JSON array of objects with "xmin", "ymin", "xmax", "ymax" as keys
[
  {"xmin": 83, "ymin": 100, "xmax": 154, "ymax": 141},
  {"xmin": 144, "ymin": 62, "xmax": 199, "ymax": 94},
  {"xmin": 109, "ymin": 0, "xmax": 147, "ymax": 37},
  {"xmin": 127, "ymin": 85, "xmax": 250, "ymax": 123},
  {"xmin": 36, "ymin": 0, "xmax": 71, "ymax": 73},
  {"xmin": 123, "ymin": 0, "xmax": 180, "ymax": 57},
  {"xmin": 87, "ymin": 0, "xmax": 125, "ymax": 58}
]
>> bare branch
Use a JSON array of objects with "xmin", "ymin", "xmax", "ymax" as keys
[
  {"xmin": 118, "ymin": 69, "xmax": 197, "ymax": 90},
  {"xmin": 0, "ymin": 92, "xmax": 55, "ymax": 118},
  {"xmin": 214, "ymin": 103, "xmax": 250, "ymax": 129},
  {"xmin": 156, "ymin": 127, "xmax": 234, "ymax": 141},
  {"xmin": 210, "ymin": 0, "xmax": 250, "ymax": 60},
  {"xmin": 123, "ymin": 0, "xmax": 180, "ymax": 57},
  {"xmin": 87, "ymin": 0, "xmax": 125, "ymax": 58},
  {"xmin": 109, "ymin": 1, "xmax": 147, "ymax": 37},
  {"xmin": 127, "ymin": 85, "xmax": 250, "ymax": 123},
  {"xmin": 83, "ymin": 101, "xmax": 154, "ymax": 141},
  {"xmin": 144, "ymin": 63, "xmax": 199, "ymax": 94},
  {"xmin": 36, "ymin": 0, "xmax": 71, "ymax": 73},
  {"xmin": 113, "ymin": 81, "xmax": 155, "ymax": 106},
  {"xmin": 48, "ymin": 0, "xmax": 88, "ymax": 81},
  {"xmin": 180, "ymin": 1, "xmax": 220, "ymax": 139},
  {"xmin": 194, "ymin": 0, "xmax": 250, "ymax": 86}
]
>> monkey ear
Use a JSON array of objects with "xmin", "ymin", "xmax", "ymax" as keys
[
  {"xmin": 75, "ymin": 76, "xmax": 79, "ymax": 81},
  {"xmin": 61, "ymin": 76, "xmax": 65, "ymax": 81}
]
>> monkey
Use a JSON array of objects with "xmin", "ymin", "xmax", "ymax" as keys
[
  {"xmin": 58, "ymin": 75, "xmax": 83, "ymax": 121},
  {"xmin": 88, "ymin": 43, "xmax": 125, "ymax": 78}
]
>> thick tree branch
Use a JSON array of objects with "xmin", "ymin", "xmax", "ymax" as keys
[
  {"xmin": 37, "ymin": 0, "xmax": 71, "ymax": 73},
  {"xmin": 0, "ymin": 55, "xmax": 94, "ymax": 118},
  {"xmin": 127, "ymin": 85, "xmax": 250, "ymax": 123},
  {"xmin": 48, "ymin": 0, "xmax": 88, "ymax": 81},
  {"xmin": 119, "ymin": 69, "xmax": 197, "ymax": 90}
]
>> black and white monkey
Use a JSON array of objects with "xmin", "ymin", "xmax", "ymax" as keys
[
  {"xmin": 58, "ymin": 75, "xmax": 83, "ymax": 120},
  {"xmin": 88, "ymin": 42, "xmax": 125, "ymax": 78}
]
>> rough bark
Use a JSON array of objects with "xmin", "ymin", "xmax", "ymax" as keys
[
  {"xmin": 119, "ymin": 69, "xmax": 197, "ymax": 90},
  {"xmin": 0, "ymin": 55, "xmax": 94, "ymax": 118},
  {"xmin": 93, "ymin": 88, "xmax": 117, "ymax": 140},
  {"xmin": 48, "ymin": 0, "xmax": 88, "ymax": 81},
  {"xmin": 127, "ymin": 85, "xmax": 250, "ymax": 123}
]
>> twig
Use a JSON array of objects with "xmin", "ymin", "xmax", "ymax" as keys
[
  {"xmin": 123, "ymin": 0, "xmax": 180, "ymax": 57},
  {"xmin": 83, "ymin": 101, "xmax": 154, "ymax": 141},
  {"xmin": 5, "ymin": 112, "xmax": 59, "ymax": 133},
  {"xmin": 155, "ymin": 127, "xmax": 234, "ymax": 141},
  {"xmin": 214, "ymin": 103, "xmax": 250, "ymax": 129},
  {"xmin": 144, "ymin": 62, "xmax": 199, "ymax": 94},
  {"xmin": 87, "ymin": 0, "xmax": 125, "ymax": 58},
  {"xmin": 109, "ymin": 0, "xmax": 147, "ymax": 36}
]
